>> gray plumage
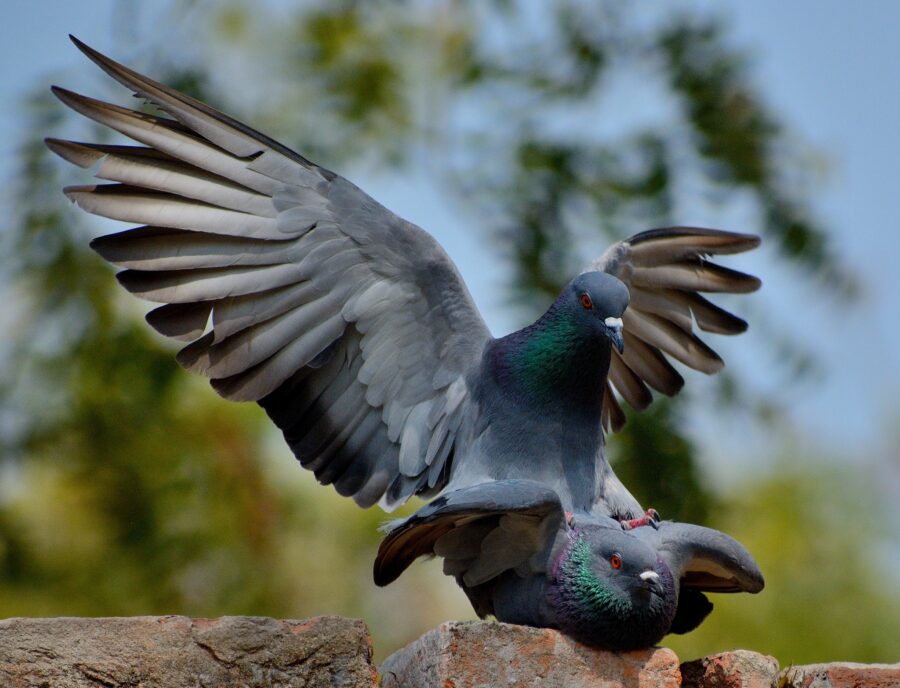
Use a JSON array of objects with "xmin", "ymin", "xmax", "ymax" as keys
[
  {"xmin": 375, "ymin": 480, "xmax": 764, "ymax": 650},
  {"xmin": 50, "ymin": 38, "xmax": 761, "ymax": 518}
]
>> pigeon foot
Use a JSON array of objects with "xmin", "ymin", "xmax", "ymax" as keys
[{"xmin": 620, "ymin": 508, "xmax": 661, "ymax": 530}]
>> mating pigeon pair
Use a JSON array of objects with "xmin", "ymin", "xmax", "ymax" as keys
[{"xmin": 51, "ymin": 37, "xmax": 764, "ymax": 650}]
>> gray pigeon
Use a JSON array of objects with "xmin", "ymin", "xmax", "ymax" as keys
[
  {"xmin": 49, "ymin": 37, "xmax": 761, "ymax": 520},
  {"xmin": 374, "ymin": 479, "xmax": 764, "ymax": 650}
]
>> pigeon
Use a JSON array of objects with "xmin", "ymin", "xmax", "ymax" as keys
[
  {"xmin": 374, "ymin": 479, "xmax": 764, "ymax": 650},
  {"xmin": 49, "ymin": 37, "xmax": 761, "ymax": 520}
]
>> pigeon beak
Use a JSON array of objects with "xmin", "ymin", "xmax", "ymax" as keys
[
  {"xmin": 639, "ymin": 570, "xmax": 663, "ymax": 597},
  {"xmin": 604, "ymin": 317, "xmax": 625, "ymax": 354}
]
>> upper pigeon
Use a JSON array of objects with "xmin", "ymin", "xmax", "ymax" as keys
[{"xmin": 49, "ymin": 37, "xmax": 761, "ymax": 520}]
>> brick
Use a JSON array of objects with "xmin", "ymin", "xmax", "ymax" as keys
[
  {"xmin": 681, "ymin": 650, "xmax": 779, "ymax": 688},
  {"xmin": 379, "ymin": 620, "xmax": 679, "ymax": 688},
  {"xmin": 0, "ymin": 615, "xmax": 374, "ymax": 687},
  {"xmin": 780, "ymin": 661, "xmax": 900, "ymax": 688}
]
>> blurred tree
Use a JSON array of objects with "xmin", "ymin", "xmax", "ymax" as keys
[
  {"xmin": 1, "ymin": 0, "xmax": 894, "ymax": 665},
  {"xmin": 0, "ymin": 85, "xmax": 288, "ymax": 616},
  {"xmin": 665, "ymin": 459, "xmax": 900, "ymax": 664}
]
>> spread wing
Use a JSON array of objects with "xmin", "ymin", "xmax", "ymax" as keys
[
  {"xmin": 587, "ymin": 227, "xmax": 761, "ymax": 431},
  {"xmin": 632, "ymin": 519, "xmax": 764, "ymax": 635},
  {"xmin": 50, "ymin": 36, "xmax": 491, "ymax": 509},
  {"xmin": 633, "ymin": 521, "xmax": 764, "ymax": 594},
  {"xmin": 373, "ymin": 480, "xmax": 565, "ymax": 592}
]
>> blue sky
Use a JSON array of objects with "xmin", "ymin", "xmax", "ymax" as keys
[{"xmin": 1, "ymin": 1, "xmax": 898, "ymax": 476}]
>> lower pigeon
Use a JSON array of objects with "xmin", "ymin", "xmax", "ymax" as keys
[{"xmin": 375, "ymin": 479, "xmax": 763, "ymax": 650}]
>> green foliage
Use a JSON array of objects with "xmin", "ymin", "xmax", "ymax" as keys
[
  {"xmin": 301, "ymin": 6, "xmax": 409, "ymax": 131},
  {"xmin": 0, "ymin": 0, "xmax": 894, "ymax": 666},
  {"xmin": 1, "ymin": 88, "xmax": 284, "ymax": 616}
]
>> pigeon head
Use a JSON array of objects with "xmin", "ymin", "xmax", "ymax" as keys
[
  {"xmin": 490, "ymin": 271, "xmax": 630, "ymax": 403},
  {"xmin": 565, "ymin": 272, "xmax": 629, "ymax": 353},
  {"xmin": 548, "ymin": 526, "xmax": 677, "ymax": 650}
]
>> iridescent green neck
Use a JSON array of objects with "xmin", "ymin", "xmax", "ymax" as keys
[
  {"xmin": 559, "ymin": 535, "xmax": 631, "ymax": 619},
  {"xmin": 510, "ymin": 317, "xmax": 580, "ymax": 391},
  {"xmin": 492, "ymin": 302, "xmax": 609, "ymax": 405}
]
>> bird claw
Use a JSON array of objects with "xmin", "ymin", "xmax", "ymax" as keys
[
  {"xmin": 564, "ymin": 511, "xmax": 576, "ymax": 528},
  {"xmin": 620, "ymin": 508, "xmax": 661, "ymax": 531}
]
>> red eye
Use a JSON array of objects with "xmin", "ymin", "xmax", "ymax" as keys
[
  {"xmin": 580, "ymin": 293, "xmax": 593, "ymax": 310},
  {"xmin": 610, "ymin": 554, "xmax": 622, "ymax": 569}
]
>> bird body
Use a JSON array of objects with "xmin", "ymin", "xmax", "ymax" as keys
[
  {"xmin": 49, "ymin": 39, "xmax": 761, "ymax": 521},
  {"xmin": 454, "ymin": 275, "xmax": 641, "ymax": 516},
  {"xmin": 375, "ymin": 480, "xmax": 763, "ymax": 650}
]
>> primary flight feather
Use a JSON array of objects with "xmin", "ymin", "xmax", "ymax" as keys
[{"xmin": 50, "ymin": 37, "xmax": 761, "ymax": 519}]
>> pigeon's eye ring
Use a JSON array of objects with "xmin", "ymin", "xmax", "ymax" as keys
[
  {"xmin": 610, "ymin": 553, "xmax": 622, "ymax": 569},
  {"xmin": 579, "ymin": 293, "xmax": 593, "ymax": 310}
]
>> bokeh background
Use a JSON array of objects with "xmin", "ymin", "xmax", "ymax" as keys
[{"xmin": 1, "ymin": 0, "xmax": 898, "ymax": 665}]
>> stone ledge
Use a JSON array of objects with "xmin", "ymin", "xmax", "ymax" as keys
[
  {"xmin": 0, "ymin": 615, "xmax": 374, "ymax": 688},
  {"xmin": 380, "ymin": 621, "xmax": 900, "ymax": 688},
  {"xmin": 380, "ymin": 620, "xmax": 680, "ymax": 688},
  {"xmin": 3, "ymin": 616, "xmax": 898, "ymax": 687}
]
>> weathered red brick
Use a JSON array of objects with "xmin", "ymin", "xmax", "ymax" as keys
[
  {"xmin": 780, "ymin": 661, "xmax": 900, "ymax": 688},
  {"xmin": 380, "ymin": 620, "xmax": 680, "ymax": 688},
  {"xmin": 681, "ymin": 650, "xmax": 779, "ymax": 688},
  {"xmin": 0, "ymin": 615, "xmax": 374, "ymax": 687}
]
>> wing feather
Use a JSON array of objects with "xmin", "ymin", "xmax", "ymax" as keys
[
  {"xmin": 608, "ymin": 352, "xmax": 652, "ymax": 411},
  {"xmin": 47, "ymin": 139, "xmax": 277, "ymax": 217},
  {"xmin": 91, "ymin": 226, "xmax": 297, "ymax": 271},
  {"xmin": 146, "ymin": 301, "xmax": 212, "ymax": 341},
  {"xmin": 373, "ymin": 480, "xmax": 564, "ymax": 589},
  {"xmin": 601, "ymin": 382, "xmax": 626, "ymax": 433}
]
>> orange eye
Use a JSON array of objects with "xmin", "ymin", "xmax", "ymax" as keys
[
  {"xmin": 580, "ymin": 293, "xmax": 593, "ymax": 310},
  {"xmin": 610, "ymin": 554, "xmax": 622, "ymax": 569}
]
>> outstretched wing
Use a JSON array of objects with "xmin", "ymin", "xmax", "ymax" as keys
[
  {"xmin": 633, "ymin": 521, "xmax": 764, "ymax": 594},
  {"xmin": 373, "ymin": 480, "xmax": 565, "ymax": 591},
  {"xmin": 50, "ymin": 37, "xmax": 491, "ymax": 509},
  {"xmin": 633, "ymin": 519, "xmax": 764, "ymax": 635},
  {"xmin": 587, "ymin": 227, "xmax": 761, "ymax": 431}
]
